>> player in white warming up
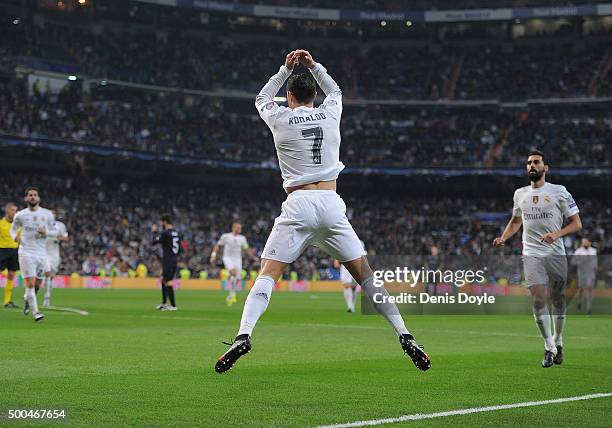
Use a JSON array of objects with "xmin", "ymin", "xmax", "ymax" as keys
[
  {"xmin": 10, "ymin": 187, "xmax": 59, "ymax": 322},
  {"xmin": 211, "ymin": 222, "xmax": 249, "ymax": 306},
  {"xmin": 573, "ymin": 238, "xmax": 598, "ymax": 314},
  {"xmin": 215, "ymin": 50, "xmax": 430, "ymax": 373},
  {"xmin": 43, "ymin": 209, "xmax": 69, "ymax": 308},
  {"xmin": 493, "ymin": 150, "xmax": 582, "ymax": 368}
]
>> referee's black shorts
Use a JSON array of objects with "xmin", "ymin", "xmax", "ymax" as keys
[
  {"xmin": 162, "ymin": 264, "xmax": 177, "ymax": 282},
  {"xmin": 0, "ymin": 248, "xmax": 19, "ymax": 272}
]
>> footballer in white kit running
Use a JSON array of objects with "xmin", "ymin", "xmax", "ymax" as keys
[
  {"xmin": 494, "ymin": 150, "xmax": 582, "ymax": 368},
  {"xmin": 10, "ymin": 187, "xmax": 60, "ymax": 322},
  {"xmin": 43, "ymin": 211, "xmax": 69, "ymax": 307},
  {"xmin": 215, "ymin": 50, "xmax": 430, "ymax": 374},
  {"xmin": 211, "ymin": 222, "xmax": 249, "ymax": 306}
]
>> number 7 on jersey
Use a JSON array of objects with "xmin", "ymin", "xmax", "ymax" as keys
[{"xmin": 301, "ymin": 127, "xmax": 324, "ymax": 165}]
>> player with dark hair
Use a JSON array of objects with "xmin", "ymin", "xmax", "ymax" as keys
[
  {"xmin": 215, "ymin": 50, "xmax": 430, "ymax": 374},
  {"xmin": 493, "ymin": 150, "xmax": 582, "ymax": 367},
  {"xmin": 152, "ymin": 213, "xmax": 181, "ymax": 311},
  {"xmin": 10, "ymin": 187, "xmax": 58, "ymax": 322}
]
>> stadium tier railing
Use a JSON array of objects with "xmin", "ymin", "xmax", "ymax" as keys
[{"xmin": 2, "ymin": 134, "xmax": 611, "ymax": 177}]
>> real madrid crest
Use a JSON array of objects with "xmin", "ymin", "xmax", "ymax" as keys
[{"xmin": 544, "ymin": 195, "xmax": 551, "ymax": 203}]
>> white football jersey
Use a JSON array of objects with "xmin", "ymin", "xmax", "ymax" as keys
[
  {"xmin": 46, "ymin": 221, "xmax": 68, "ymax": 260},
  {"xmin": 218, "ymin": 233, "xmax": 248, "ymax": 260},
  {"xmin": 256, "ymin": 63, "xmax": 344, "ymax": 190},
  {"xmin": 512, "ymin": 182, "xmax": 579, "ymax": 255},
  {"xmin": 11, "ymin": 207, "xmax": 56, "ymax": 258}
]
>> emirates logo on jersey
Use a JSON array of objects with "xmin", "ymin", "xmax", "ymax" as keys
[{"xmin": 532, "ymin": 196, "xmax": 539, "ymax": 204}]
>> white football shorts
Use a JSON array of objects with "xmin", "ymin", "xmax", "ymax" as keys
[
  {"xmin": 262, "ymin": 190, "xmax": 365, "ymax": 264},
  {"xmin": 222, "ymin": 256, "xmax": 242, "ymax": 273},
  {"xmin": 19, "ymin": 253, "xmax": 47, "ymax": 279},
  {"xmin": 45, "ymin": 255, "xmax": 60, "ymax": 275}
]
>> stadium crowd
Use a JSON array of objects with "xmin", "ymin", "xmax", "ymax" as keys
[
  {"xmin": 1, "ymin": 173, "xmax": 609, "ymax": 279},
  {"xmin": 3, "ymin": 18, "xmax": 610, "ymax": 100},
  {"xmin": 0, "ymin": 78, "xmax": 610, "ymax": 167}
]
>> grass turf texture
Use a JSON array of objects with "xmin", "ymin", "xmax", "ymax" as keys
[{"xmin": 1, "ymin": 289, "xmax": 610, "ymax": 427}]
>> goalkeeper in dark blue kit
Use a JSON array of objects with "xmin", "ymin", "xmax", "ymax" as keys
[{"xmin": 152, "ymin": 214, "xmax": 181, "ymax": 311}]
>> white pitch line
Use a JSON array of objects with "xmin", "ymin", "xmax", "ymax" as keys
[
  {"xmin": 317, "ymin": 393, "xmax": 612, "ymax": 428},
  {"xmin": 135, "ymin": 314, "xmax": 217, "ymax": 322},
  {"xmin": 46, "ymin": 305, "xmax": 89, "ymax": 316}
]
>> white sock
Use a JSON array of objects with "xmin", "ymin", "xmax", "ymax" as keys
[
  {"xmin": 552, "ymin": 304, "xmax": 566, "ymax": 347},
  {"xmin": 44, "ymin": 277, "xmax": 52, "ymax": 300},
  {"xmin": 343, "ymin": 287, "xmax": 353, "ymax": 310},
  {"xmin": 533, "ymin": 306, "xmax": 555, "ymax": 351},
  {"xmin": 237, "ymin": 275, "xmax": 275, "ymax": 336},
  {"xmin": 26, "ymin": 288, "xmax": 40, "ymax": 316},
  {"xmin": 361, "ymin": 276, "xmax": 409, "ymax": 336}
]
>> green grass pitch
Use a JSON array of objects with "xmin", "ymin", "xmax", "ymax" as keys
[{"xmin": 1, "ymin": 289, "xmax": 611, "ymax": 427}]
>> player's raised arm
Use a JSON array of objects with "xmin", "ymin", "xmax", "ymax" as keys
[
  {"xmin": 255, "ymin": 51, "xmax": 298, "ymax": 126},
  {"xmin": 296, "ymin": 50, "xmax": 342, "ymax": 117}
]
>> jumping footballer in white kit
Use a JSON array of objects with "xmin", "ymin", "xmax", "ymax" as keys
[
  {"xmin": 10, "ymin": 187, "xmax": 59, "ymax": 322},
  {"xmin": 43, "ymin": 210, "xmax": 69, "ymax": 307},
  {"xmin": 215, "ymin": 50, "xmax": 430, "ymax": 374},
  {"xmin": 493, "ymin": 150, "xmax": 582, "ymax": 368},
  {"xmin": 211, "ymin": 222, "xmax": 249, "ymax": 306}
]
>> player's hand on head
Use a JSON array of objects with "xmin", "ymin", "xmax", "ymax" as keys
[
  {"xmin": 284, "ymin": 51, "xmax": 299, "ymax": 71},
  {"xmin": 296, "ymin": 50, "xmax": 315, "ymax": 69}
]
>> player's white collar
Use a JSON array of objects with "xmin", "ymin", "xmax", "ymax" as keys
[{"xmin": 530, "ymin": 182, "xmax": 548, "ymax": 191}]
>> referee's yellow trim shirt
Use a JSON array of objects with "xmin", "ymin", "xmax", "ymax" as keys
[{"xmin": 0, "ymin": 218, "xmax": 18, "ymax": 249}]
